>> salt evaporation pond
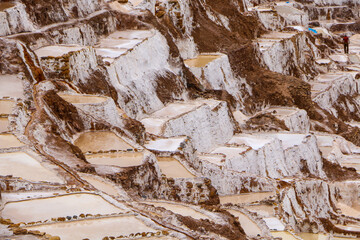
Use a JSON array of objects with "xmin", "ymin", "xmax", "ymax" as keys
[
  {"xmin": 0, "ymin": 152, "xmax": 63, "ymax": 183},
  {"xmin": 265, "ymin": 107, "xmax": 298, "ymax": 119},
  {"xmin": 25, "ymin": 216, "xmax": 156, "ymax": 240},
  {"xmin": 2, "ymin": 193, "xmax": 124, "ymax": 223},
  {"xmin": 298, "ymin": 233, "xmax": 354, "ymax": 240},
  {"xmin": 58, "ymin": 93, "xmax": 107, "ymax": 104},
  {"xmin": 146, "ymin": 201, "xmax": 209, "ymax": 220},
  {"xmin": 184, "ymin": 54, "xmax": 222, "ymax": 68},
  {"xmin": 85, "ymin": 152, "xmax": 143, "ymax": 167},
  {"xmin": 109, "ymin": 30, "xmax": 153, "ymax": 39},
  {"xmin": 0, "ymin": 117, "xmax": 8, "ymax": 132},
  {"xmin": 0, "ymin": 75, "xmax": 24, "ymax": 98},
  {"xmin": 80, "ymin": 173, "xmax": 119, "ymax": 196},
  {"xmin": 0, "ymin": 99, "xmax": 15, "ymax": 114},
  {"xmin": 245, "ymin": 204, "xmax": 274, "ymax": 217},
  {"xmin": 271, "ymin": 231, "xmax": 298, "ymax": 240},
  {"xmin": 337, "ymin": 202, "xmax": 360, "ymax": 218},
  {"xmin": 35, "ymin": 45, "xmax": 86, "ymax": 58},
  {"xmin": 228, "ymin": 134, "xmax": 273, "ymax": 150},
  {"xmin": 74, "ymin": 131, "xmax": 134, "ymax": 152},
  {"xmin": 157, "ymin": 157, "xmax": 195, "ymax": 178},
  {"xmin": 145, "ymin": 137, "xmax": 186, "ymax": 152},
  {"xmin": 226, "ymin": 209, "xmax": 261, "ymax": 237},
  {"xmin": 0, "ymin": 134, "xmax": 24, "ymax": 148},
  {"xmin": 220, "ymin": 192, "xmax": 275, "ymax": 205}
]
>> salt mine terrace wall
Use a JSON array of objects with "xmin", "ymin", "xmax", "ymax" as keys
[
  {"xmin": 257, "ymin": 31, "xmax": 320, "ymax": 80},
  {"xmin": 236, "ymin": 106, "xmax": 310, "ymax": 133},
  {"xmin": 312, "ymin": 72, "xmax": 360, "ymax": 118},
  {"xmin": 3, "ymin": 0, "xmax": 360, "ymax": 239},
  {"xmin": 141, "ymin": 99, "xmax": 236, "ymax": 153},
  {"xmin": 0, "ymin": 2, "xmax": 34, "ymax": 37},
  {"xmin": 184, "ymin": 53, "xmax": 249, "ymax": 108},
  {"xmin": 210, "ymin": 133, "xmax": 325, "ymax": 179},
  {"xmin": 145, "ymin": 136, "xmax": 276, "ymax": 195}
]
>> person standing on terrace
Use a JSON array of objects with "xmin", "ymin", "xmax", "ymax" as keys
[{"xmin": 343, "ymin": 35, "xmax": 349, "ymax": 54}]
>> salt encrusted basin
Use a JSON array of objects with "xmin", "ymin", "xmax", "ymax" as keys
[
  {"xmin": 264, "ymin": 217, "xmax": 285, "ymax": 231},
  {"xmin": 184, "ymin": 54, "xmax": 222, "ymax": 68},
  {"xmin": 35, "ymin": 45, "xmax": 86, "ymax": 58},
  {"xmin": 0, "ymin": 75, "xmax": 24, "ymax": 99},
  {"xmin": 0, "ymin": 99, "xmax": 15, "ymax": 115},
  {"xmin": 95, "ymin": 30, "xmax": 154, "ymax": 63},
  {"xmin": 0, "ymin": 133, "xmax": 24, "ymax": 149},
  {"xmin": 74, "ymin": 131, "xmax": 134, "ymax": 152},
  {"xmin": 258, "ymin": 133, "xmax": 307, "ymax": 149},
  {"xmin": 157, "ymin": 157, "xmax": 195, "ymax": 178},
  {"xmin": 108, "ymin": 30, "xmax": 154, "ymax": 40},
  {"xmin": 25, "ymin": 215, "xmax": 156, "ymax": 240},
  {"xmin": 271, "ymin": 231, "xmax": 297, "ymax": 240},
  {"xmin": 145, "ymin": 137, "xmax": 186, "ymax": 152},
  {"xmin": 219, "ymin": 192, "xmax": 275, "ymax": 205},
  {"xmin": 0, "ymin": 117, "xmax": 9, "ymax": 132},
  {"xmin": 226, "ymin": 209, "xmax": 261, "ymax": 237},
  {"xmin": 144, "ymin": 201, "xmax": 209, "ymax": 220},
  {"xmin": 58, "ymin": 93, "xmax": 107, "ymax": 104},
  {"xmin": 0, "ymin": 151, "xmax": 64, "ymax": 183},
  {"xmin": 79, "ymin": 173, "xmax": 120, "ymax": 196},
  {"xmin": 85, "ymin": 152, "xmax": 144, "ymax": 167},
  {"xmin": 329, "ymin": 54, "xmax": 348, "ymax": 63},
  {"xmin": 2, "ymin": 193, "xmax": 124, "ymax": 223},
  {"xmin": 227, "ymin": 135, "xmax": 273, "ymax": 150}
]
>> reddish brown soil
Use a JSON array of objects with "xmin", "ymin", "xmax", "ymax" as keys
[{"xmin": 322, "ymin": 159, "xmax": 360, "ymax": 181}]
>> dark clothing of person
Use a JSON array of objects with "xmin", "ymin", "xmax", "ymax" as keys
[{"xmin": 343, "ymin": 36, "xmax": 349, "ymax": 54}]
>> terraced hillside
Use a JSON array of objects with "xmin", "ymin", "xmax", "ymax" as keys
[{"xmin": 1, "ymin": 0, "xmax": 360, "ymax": 239}]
